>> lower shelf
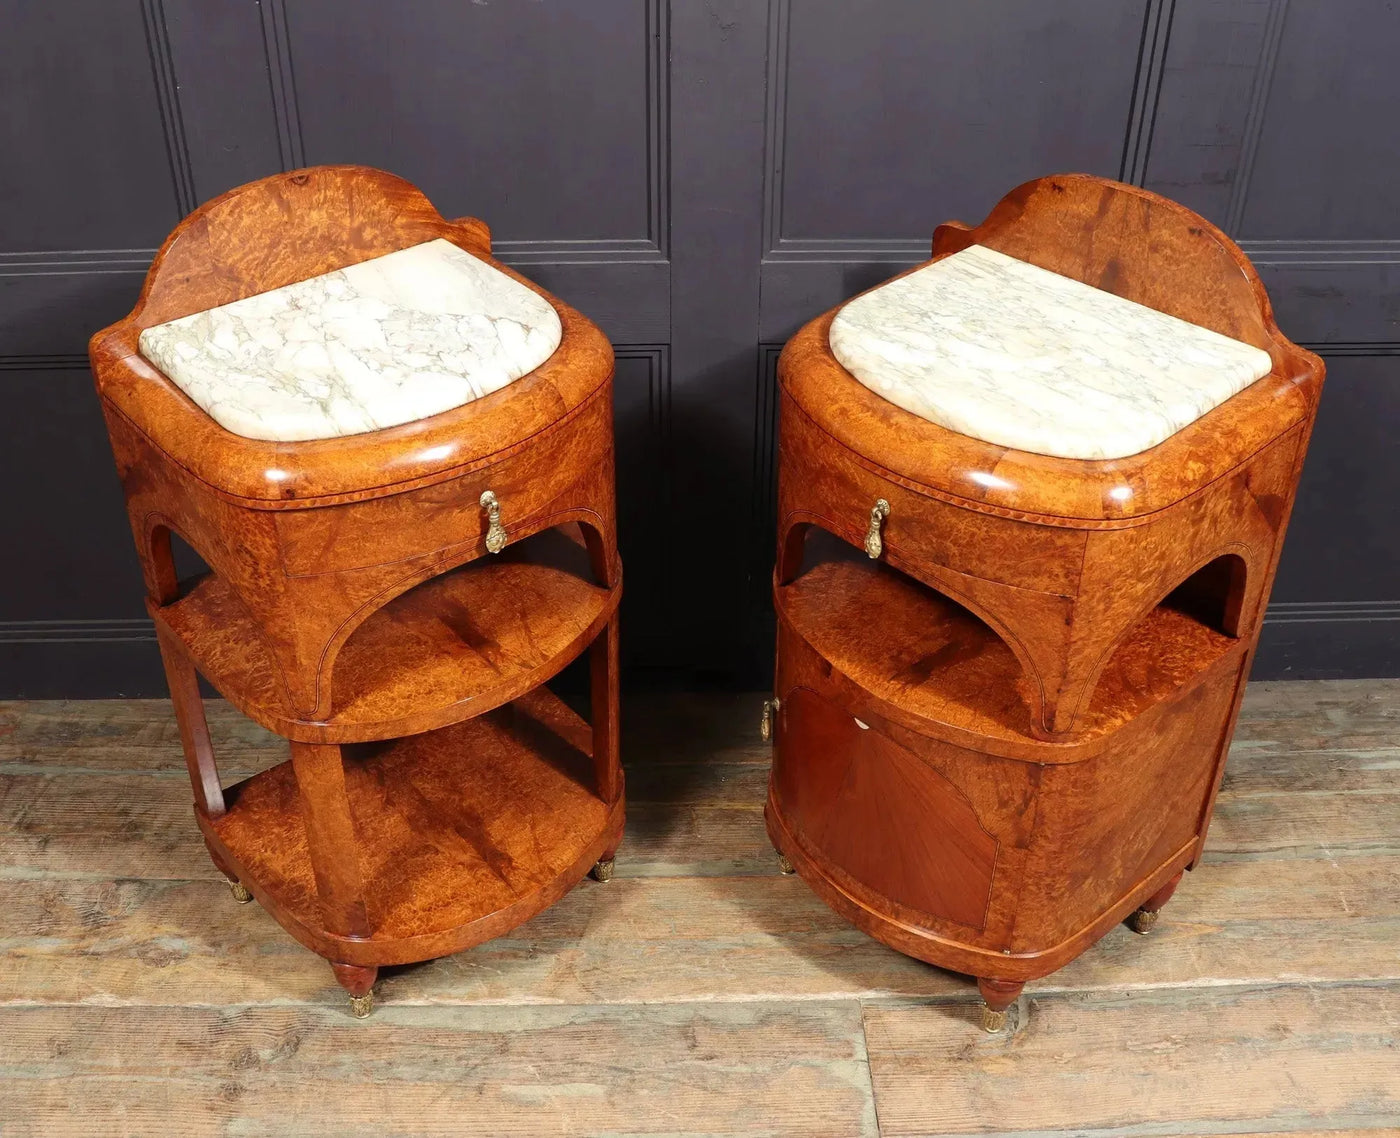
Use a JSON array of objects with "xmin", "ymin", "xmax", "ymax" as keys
[{"xmin": 202, "ymin": 687, "xmax": 622, "ymax": 968}]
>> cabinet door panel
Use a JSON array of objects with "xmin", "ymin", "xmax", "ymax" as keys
[{"xmin": 774, "ymin": 687, "xmax": 998, "ymax": 930}]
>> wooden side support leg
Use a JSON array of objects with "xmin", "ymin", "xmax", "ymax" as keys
[
  {"xmin": 588, "ymin": 612, "xmax": 622, "ymax": 883},
  {"xmin": 977, "ymin": 977, "xmax": 1024, "ymax": 1034},
  {"xmin": 156, "ymin": 627, "xmax": 225, "ymax": 820},
  {"xmin": 154, "ymin": 627, "xmax": 250, "ymax": 901},
  {"xmin": 1128, "ymin": 870, "xmax": 1185, "ymax": 934},
  {"xmin": 290, "ymin": 741, "xmax": 375, "ymax": 1014},
  {"xmin": 589, "ymin": 613, "xmax": 621, "ymax": 805}
]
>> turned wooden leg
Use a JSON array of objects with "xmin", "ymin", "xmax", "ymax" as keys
[
  {"xmin": 1128, "ymin": 870, "xmax": 1184, "ymax": 934},
  {"xmin": 977, "ymin": 977, "xmax": 1024, "ymax": 1033},
  {"xmin": 591, "ymin": 837, "xmax": 621, "ymax": 883},
  {"xmin": 587, "ymin": 611, "xmax": 622, "ymax": 885},
  {"xmin": 198, "ymin": 838, "xmax": 252, "ymax": 902},
  {"xmin": 331, "ymin": 962, "xmax": 378, "ymax": 1019}
]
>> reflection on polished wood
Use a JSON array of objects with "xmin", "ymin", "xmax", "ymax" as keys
[
  {"xmin": 768, "ymin": 174, "xmax": 1325, "ymax": 1031},
  {"xmin": 88, "ymin": 166, "xmax": 625, "ymax": 1013}
]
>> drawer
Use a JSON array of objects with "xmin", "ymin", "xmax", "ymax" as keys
[
  {"xmin": 779, "ymin": 393, "xmax": 1085, "ymax": 594},
  {"xmin": 276, "ymin": 392, "xmax": 611, "ymax": 575}
]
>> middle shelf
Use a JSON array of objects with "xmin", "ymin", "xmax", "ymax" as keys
[
  {"xmin": 154, "ymin": 524, "xmax": 620, "ymax": 743},
  {"xmin": 776, "ymin": 534, "xmax": 1240, "ymax": 757}
]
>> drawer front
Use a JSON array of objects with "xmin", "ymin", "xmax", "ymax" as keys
[
  {"xmin": 779, "ymin": 396, "xmax": 1085, "ymax": 594},
  {"xmin": 773, "ymin": 685, "xmax": 998, "ymax": 931},
  {"xmin": 276, "ymin": 394, "xmax": 610, "ymax": 576}
]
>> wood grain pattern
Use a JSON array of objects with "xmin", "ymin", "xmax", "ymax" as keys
[
  {"xmin": 0, "ymin": 685, "xmax": 1397, "ymax": 1134},
  {"xmin": 9, "ymin": 677, "xmax": 1377, "ymax": 772},
  {"xmin": 3, "ymin": 702, "xmax": 1395, "ymax": 890},
  {"xmin": 155, "ymin": 526, "xmax": 619, "ymax": 743},
  {"xmin": 779, "ymin": 175, "xmax": 1324, "ymax": 526},
  {"xmin": 770, "ymin": 174, "xmax": 1326, "ymax": 1022},
  {"xmin": 0, "ymin": 1003, "xmax": 878, "ymax": 1138},
  {"xmin": 205, "ymin": 692, "xmax": 621, "ymax": 966},
  {"xmin": 776, "ymin": 686, "xmax": 998, "ymax": 930},
  {"xmin": 6, "ymin": 859, "xmax": 1399, "ymax": 1010},
  {"xmin": 87, "ymin": 165, "xmax": 625, "ymax": 1003},
  {"xmin": 864, "ymin": 986, "xmax": 1400, "ymax": 1135},
  {"xmin": 89, "ymin": 167, "xmax": 614, "ymax": 508},
  {"xmin": 776, "ymin": 539, "xmax": 1241, "ymax": 756}
]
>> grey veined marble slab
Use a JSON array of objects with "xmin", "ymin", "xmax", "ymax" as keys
[
  {"xmin": 828, "ymin": 244, "xmax": 1273, "ymax": 461},
  {"xmin": 138, "ymin": 238, "xmax": 562, "ymax": 442}
]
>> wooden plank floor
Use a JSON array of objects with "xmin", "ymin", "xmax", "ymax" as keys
[{"xmin": 0, "ymin": 681, "xmax": 1397, "ymax": 1137}]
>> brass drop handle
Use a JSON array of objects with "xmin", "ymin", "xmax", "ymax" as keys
[
  {"xmin": 480, "ymin": 490, "xmax": 507, "ymax": 554},
  {"xmin": 760, "ymin": 696, "xmax": 781, "ymax": 742},
  {"xmin": 864, "ymin": 498, "xmax": 890, "ymax": 559}
]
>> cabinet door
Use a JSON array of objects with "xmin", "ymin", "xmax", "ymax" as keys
[{"xmin": 773, "ymin": 687, "xmax": 998, "ymax": 931}]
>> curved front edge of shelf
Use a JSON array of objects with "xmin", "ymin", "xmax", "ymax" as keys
[
  {"xmin": 157, "ymin": 551, "xmax": 622, "ymax": 745},
  {"xmin": 774, "ymin": 567, "xmax": 1247, "ymax": 765},
  {"xmin": 765, "ymin": 786, "xmax": 1194, "ymax": 984},
  {"xmin": 197, "ymin": 699, "xmax": 625, "ymax": 969},
  {"xmin": 297, "ymin": 574, "xmax": 622, "ymax": 745},
  {"xmin": 202, "ymin": 794, "xmax": 624, "ymax": 970}
]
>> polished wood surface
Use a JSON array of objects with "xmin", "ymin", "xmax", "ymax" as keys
[
  {"xmin": 154, "ymin": 526, "xmax": 619, "ymax": 743},
  {"xmin": 89, "ymin": 165, "xmax": 614, "ymax": 506},
  {"xmin": 779, "ymin": 173, "xmax": 1324, "ymax": 525},
  {"xmin": 205, "ymin": 688, "xmax": 623, "ymax": 967},
  {"xmin": 775, "ymin": 685, "xmax": 998, "ymax": 930},
  {"xmin": 778, "ymin": 351, "xmax": 1303, "ymax": 739},
  {"xmin": 2, "ymin": 686, "xmax": 1396, "ymax": 1134},
  {"xmin": 88, "ymin": 166, "xmax": 624, "ymax": 1010},
  {"xmin": 769, "ymin": 174, "xmax": 1324, "ymax": 1028},
  {"xmin": 776, "ymin": 534, "xmax": 1241, "ymax": 757}
]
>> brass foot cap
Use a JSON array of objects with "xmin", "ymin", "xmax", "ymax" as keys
[
  {"xmin": 778, "ymin": 853, "xmax": 795, "ymax": 875},
  {"xmin": 1128, "ymin": 908, "xmax": 1160, "ymax": 934},
  {"xmin": 980, "ymin": 1005, "xmax": 1009, "ymax": 1033},
  {"xmin": 348, "ymin": 992, "xmax": 374, "ymax": 1019},
  {"xmin": 228, "ymin": 879, "xmax": 253, "ymax": 905},
  {"xmin": 591, "ymin": 858, "xmax": 615, "ymax": 883}
]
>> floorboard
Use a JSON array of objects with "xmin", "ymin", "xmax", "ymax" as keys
[
  {"xmin": 0, "ymin": 1003, "xmax": 878, "ymax": 1138},
  {"xmin": 863, "ymin": 985, "xmax": 1400, "ymax": 1137},
  {"xmin": 0, "ymin": 680, "xmax": 1397, "ymax": 1135}
]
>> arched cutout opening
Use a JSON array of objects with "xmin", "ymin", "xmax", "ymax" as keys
[
  {"xmin": 327, "ymin": 522, "xmax": 616, "ymax": 735},
  {"xmin": 168, "ymin": 529, "xmax": 211, "ymax": 594},
  {"xmin": 1160, "ymin": 553, "xmax": 1248, "ymax": 638},
  {"xmin": 776, "ymin": 523, "xmax": 1044, "ymax": 742},
  {"xmin": 144, "ymin": 522, "xmax": 213, "ymax": 605},
  {"xmin": 329, "ymin": 519, "xmax": 617, "ymax": 807},
  {"xmin": 1078, "ymin": 553, "xmax": 1248, "ymax": 735}
]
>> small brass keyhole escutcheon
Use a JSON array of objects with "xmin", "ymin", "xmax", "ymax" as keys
[
  {"xmin": 480, "ymin": 490, "xmax": 506, "ymax": 554},
  {"xmin": 864, "ymin": 499, "xmax": 890, "ymax": 559}
]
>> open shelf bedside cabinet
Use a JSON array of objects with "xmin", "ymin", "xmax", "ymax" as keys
[
  {"xmin": 89, "ymin": 165, "xmax": 624, "ymax": 1017},
  {"xmin": 764, "ymin": 173, "xmax": 1325, "ymax": 1033}
]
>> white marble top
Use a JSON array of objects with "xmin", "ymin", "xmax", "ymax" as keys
[
  {"xmin": 828, "ymin": 245, "xmax": 1273, "ymax": 460},
  {"xmin": 138, "ymin": 238, "xmax": 562, "ymax": 442}
]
